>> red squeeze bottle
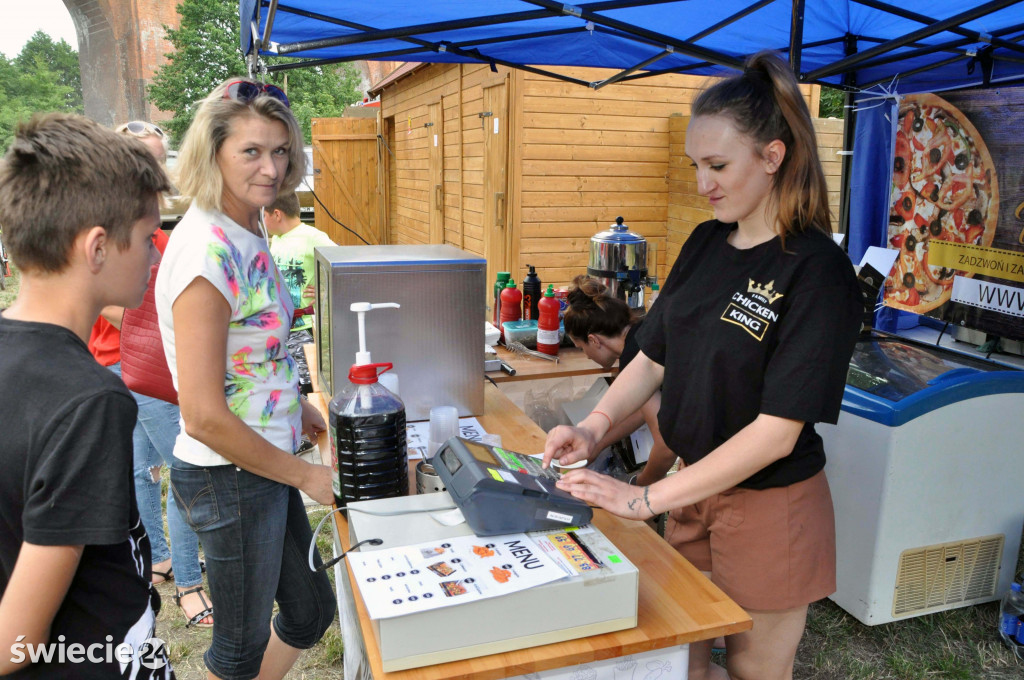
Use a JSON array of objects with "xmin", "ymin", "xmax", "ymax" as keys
[
  {"xmin": 536, "ymin": 285, "xmax": 560, "ymax": 356},
  {"xmin": 499, "ymin": 278, "xmax": 523, "ymax": 342}
]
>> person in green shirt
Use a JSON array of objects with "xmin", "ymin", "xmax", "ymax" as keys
[{"xmin": 264, "ymin": 191, "xmax": 337, "ymax": 331}]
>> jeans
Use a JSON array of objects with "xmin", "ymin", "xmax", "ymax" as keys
[
  {"xmin": 170, "ymin": 460, "xmax": 336, "ymax": 680},
  {"xmin": 109, "ymin": 362, "xmax": 204, "ymax": 587}
]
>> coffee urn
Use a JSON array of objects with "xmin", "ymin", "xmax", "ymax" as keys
[{"xmin": 587, "ymin": 216, "xmax": 654, "ymax": 311}]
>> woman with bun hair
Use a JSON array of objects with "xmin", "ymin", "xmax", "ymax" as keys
[
  {"xmin": 544, "ymin": 51, "xmax": 862, "ymax": 680},
  {"xmin": 562, "ymin": 274, "xmax": 675, "ymax": 486}
]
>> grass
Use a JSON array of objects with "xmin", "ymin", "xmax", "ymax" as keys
[
  {"xmin": 0, "ymin": 261, "xmax": 19, "ymax": 309},
  {"xmin": 153, "ymin": 477, "xmax": 345, "ymax": 680},
  {"xmin": 3, "ymin": 270, "xmax": 1023, "ymax": 678}
]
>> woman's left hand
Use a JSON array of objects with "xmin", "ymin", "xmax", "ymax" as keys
[
  {"xmin": 300, "ymin": 397, "xmax": 327, "ymax": 438},
  {"xmin": 555, "ymin": 469, "xmax": 658, "ymax": 521}
]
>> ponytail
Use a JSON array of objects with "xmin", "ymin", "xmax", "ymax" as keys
[
  {"xmin": 692, "ymin": 50, "xmax": 831, "ymax": 245},
  {"xmin": 563, "ymin": 275, "xmax": 636, "ymax": 341}
]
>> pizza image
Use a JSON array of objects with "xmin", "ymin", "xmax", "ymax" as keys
[
  {"xmin": 884, "ymin": 93, "xmax": 999, "ymax": 313},
  {"xmin": 427, "ymin": 561, "xmax": 455, "ymax": 577},
  {"xmin": 440, "ymin": 580, "xmax": 468, "ymax": 597}
]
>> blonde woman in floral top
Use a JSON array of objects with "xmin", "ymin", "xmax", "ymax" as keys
[{"xmin": 155, "ymin": 79, "xmax": 335, "ymax": 680}]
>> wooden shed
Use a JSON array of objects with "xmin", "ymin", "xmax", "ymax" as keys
[{"xmin": 311, "ymin": 62, "xmax": 841, "ymax": 294}]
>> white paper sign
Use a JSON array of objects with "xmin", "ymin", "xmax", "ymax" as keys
[
  {"xmin": 859, "ymin": 245, "xmax": 899, "ymax": 277},
  {"xmin": 493, "ymin": 117, "xmax": 500, "ymax": 134},
  {"xmin": 347, "ymin": 533, "xmax": 565, "ymax": 619},
  {"xmin": 433, "ymin": 134, "xmax": 438, "ymax": 147},
  {"xmin": 406, "ymin": 417, "xmax": 487, "ymax": 460},
  {"xmin": 952, "ymin": 276, "xmax": 1024, "ymax": 318}
]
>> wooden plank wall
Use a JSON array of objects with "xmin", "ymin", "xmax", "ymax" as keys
[
  {"xmin": 310, "ymin": 117, "xmax": 381, "ymax": 245},
  {"xmin": 516, "ymin": 67, "xmax": 704, "ymax": 289},
  {"xmin": 376, "ymin": 62, "xmax": 830, "ymax": 292},
  {"xmin": 666, "ymin": 115, "xmax": 847, "ymax": 267},
  {"xmin": 379, "ymin": 63, "xmax": 513, "ymax": 259}
]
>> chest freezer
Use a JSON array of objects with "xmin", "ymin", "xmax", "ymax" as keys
[{"xmin": 819, "ymin": 333, "xmax": 1024, "ymax": 625}]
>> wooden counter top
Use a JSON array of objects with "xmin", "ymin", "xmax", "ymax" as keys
[
  {"xmin": 310, "ymin": 385, "xmax": 751, "ymax": 680},
  {"xmin": 486, "ymin": 345, "xmax": 612, "ymax": 383}
]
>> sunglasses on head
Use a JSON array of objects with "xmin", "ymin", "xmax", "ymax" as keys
[
  {"xmin": 223, "ymin": 80, "xmax": 290, "ymax": 108},
  {"xmin": 116, "ymin": 121, "xmax": 164, "ymax": 138}
]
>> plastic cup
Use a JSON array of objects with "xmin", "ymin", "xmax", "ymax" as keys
[{"xmin": 428, "ymin": 405, "xmax": 459, "ymax": 457}]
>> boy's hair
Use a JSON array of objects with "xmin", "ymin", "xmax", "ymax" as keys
[
  {"xmin": 0, "ymin": 113, "xmax": 170, "ymax": 274},
  {"xmin": 176, "ymin": 78, "xmax": 305, "ymax": 213},
  {"xmin": 267, "ymin": 191, "xmax": 301, "ymax": 219}
]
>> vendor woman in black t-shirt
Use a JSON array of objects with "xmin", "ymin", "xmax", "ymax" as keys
[
  {"xmin": 563, "ymin": 275, "xmax": 675, "ymax": 486},
  {"xmin": 543, "ymin": 51, "xmax": 862, "ymax": 680}
]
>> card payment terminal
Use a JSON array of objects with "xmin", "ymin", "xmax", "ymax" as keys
[{"xmin": 432, "ymin": 437, "xmax": 593, "ymax": 536}]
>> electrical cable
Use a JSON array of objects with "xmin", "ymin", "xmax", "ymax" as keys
[
  {"xmin": 308, "ymin": 508, "xmax": 382, "ymax": 572},
  {"xmin": 308, "ymin": 186, "xmax": 371, "ymax": 246},
  {"xmin": 307, "ymin": 504, "xmax": 459, "ymax": 572}
]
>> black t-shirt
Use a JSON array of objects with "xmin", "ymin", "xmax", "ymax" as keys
[
  {"xmin": 637, "ymin": 220, "xmax": 862, "ymax": 489},
  {"xmin": 0, "ymin": 315, "xmax": 172, "ymax": 679},
  {"xmin": 619, "ymin": 320, "xmax": 642, "ymax": 370}
]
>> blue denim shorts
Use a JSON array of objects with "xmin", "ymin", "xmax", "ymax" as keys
[{"xmin": 170, "ymin": 460, "xmax": 336, "ymax": 680}]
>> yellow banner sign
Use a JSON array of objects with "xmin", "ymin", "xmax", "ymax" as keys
[{"xmin": 928, "ymin": 241, "xmax": 1024, "ymax": 284}]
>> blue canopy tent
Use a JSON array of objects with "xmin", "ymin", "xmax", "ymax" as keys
[{"xmin": 239, "ymin": 0, "xmax": 1024, "ymax": 329}]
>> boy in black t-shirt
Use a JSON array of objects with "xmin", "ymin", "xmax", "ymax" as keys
[{"xmin": 0, "ymin": 114, "xmax": 174, "ymax": 678}]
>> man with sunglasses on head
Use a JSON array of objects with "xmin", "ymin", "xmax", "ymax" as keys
[{"xmin": 87, "ymin": 121, "xmax": 214, "ymax": 630}]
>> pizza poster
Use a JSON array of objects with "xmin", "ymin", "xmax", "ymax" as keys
[
  {"xmin": 884, "ymin": 88, "xmax": 1024, "ymax": 340},
  {"xmin": 347, "ymin": 533, "xmax": 566, "ymax": 619}
]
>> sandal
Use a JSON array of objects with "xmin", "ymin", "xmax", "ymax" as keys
[
  {"xmin": 175, "ymin": 586, "xmax": 214, "ymax": 629},
  {"xmin": 151, "ymin": 565, "xmax": 173, "ymax": 585}
]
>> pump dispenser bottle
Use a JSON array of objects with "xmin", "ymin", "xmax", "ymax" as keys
[{"xmin": 329, "ymin": 302, "xmax": 408, "ymax": 507}]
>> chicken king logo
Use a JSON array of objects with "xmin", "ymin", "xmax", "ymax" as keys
[{"xmin": 720, "ymin": 279, "xmax": 785, "ymax": 341}]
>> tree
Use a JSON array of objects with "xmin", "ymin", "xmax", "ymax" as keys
[
  {"xmin": 819, "ymin": 86, "xmax": 845, "ymax": 119},
  {"xmin": 16, "ymin": 32, "xmax": 83, "ymax": 112},
  {"xmin": 0, "ymin": 32, "xmax": 83, "ymax": 151},
  {"xmin": 149, "ymin": 0, "xmax": 362, "ymax": 145}
]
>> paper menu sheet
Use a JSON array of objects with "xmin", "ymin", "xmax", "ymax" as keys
[
  {"xmin": 406, "ymin": 416, "xmax": 486, "ymax": 460},
  {"xmin": 347, "ymin": 533, "xmax": 566, "ymax": 619}
]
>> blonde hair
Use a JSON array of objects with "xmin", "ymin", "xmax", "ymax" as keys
[
  {"xmin": 176, "ymin": 79, "xmax": 305, "ymax": 213},
  {"xmin": 692, "ymin": 51, "xmax": 831, "ymax": 245}
]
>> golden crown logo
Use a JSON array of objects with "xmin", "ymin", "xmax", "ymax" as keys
[{"xmin": 748, "ymin": 279, "xmax": 783, "ymax": 304}]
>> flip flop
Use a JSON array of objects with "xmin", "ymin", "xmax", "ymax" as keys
[
  {"xmin": 175, "ymin": 586, "xmax": 214, "ymax": 629},
  {"xmin": 151, "ymin": 566, "xmax": 173, "ymax": 585}
]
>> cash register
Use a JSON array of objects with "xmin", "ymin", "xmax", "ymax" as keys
[{"xmin": 432, "ymin": 437, "xmax": 593, "ymax": 535}]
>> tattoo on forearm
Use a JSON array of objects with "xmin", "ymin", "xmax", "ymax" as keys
[
  {"xmin": 627, "ymin": 497, "xmax": 641, "ymax": 513},
  {"xmin": 643, "ymin": 487, "xmax": 655, "ymax": 516}
]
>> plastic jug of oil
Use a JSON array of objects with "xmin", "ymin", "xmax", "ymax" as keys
[{"xmin": 328, "ymin": 302, "xmax": 408, "ymax": 506}]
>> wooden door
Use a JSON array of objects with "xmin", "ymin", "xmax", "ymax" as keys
[
  {"xmin": 311, "ymin": 117, "xmax": 381, "ymax": 245},
  {"xmin": 428, "ymin": 101, "xmax": 444, "ymax": 244},
  {"xmin": 482, "ymin": 82, "xmax": 510, "ymax": 290}
]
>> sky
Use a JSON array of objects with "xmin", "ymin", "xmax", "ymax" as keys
[{"xmin": 1, "ymin": 0, "xmax": 79, "ymax": 57}]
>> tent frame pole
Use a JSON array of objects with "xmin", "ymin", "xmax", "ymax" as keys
[
  {"xmin": 518, "ymin": 0, "xmax": 744, "ymax": 69},
  {"xmin": 838, "ymin": 33, "xmax": 857, "ymax": 246},
  {"xmin": 790, "ymin": 0, "xmax": 806, "ymax": 76},
  {"xmin": 852, "ymin": 0, "xmax": 1024, "ymax": 57},
  {"xmin": 804, "ymin": 0, "xmax": 1023, "ymax": 80}
]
